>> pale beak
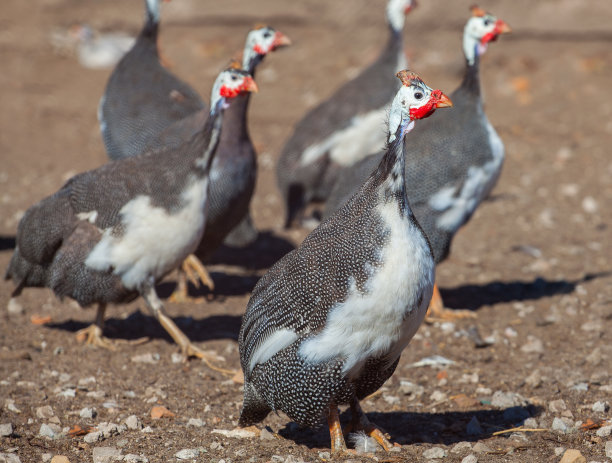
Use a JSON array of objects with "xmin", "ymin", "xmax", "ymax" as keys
[
  {"xmin": 435, "ymin": 92, "xmax": 453, "ymax": 108},
  {"xmin": 243, "ymin": 76, "xmax": 259, "ymax": 93},
  {"xmin": 273, "ymin": 31, "xmax": 292, "ymax": 49},
  {"xmin": 495, "ymin": 19, "xmax": 512, "ymax": 34}
]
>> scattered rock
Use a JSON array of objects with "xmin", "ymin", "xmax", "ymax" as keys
[
  {"xmin": 84, "ymin": 431, "xmax": 103, "ymax": 444},
  {"xmin": 520, "ymin": 335, "xmax": 544, "ymax": 354},
  {"xmin": 524, "ymin": 418, "xmax": 539, "ymax": 428},
  {"xmin": 124, "ymin": 415, "xmax": 141, "ymax": 430},
  {"xmin": 141, "ymin": 426, "xmax": 153, "ymax": 433},
  {"xmin": 212, "ymin": 426, "xmax": 260, "ymax": 438},
  {"xmin": 0, "ymin": 453, "xmax": 21, "ymax": 463},
  {"xmin": 42, "ymin": 454, "xmax": 53, "ymax": 462},
  {"xmin": 596, "ymin": 425, "xmax": 612, "ymax": 437},
  {"xmin": 552, "ymin": 417, "xmax": 573, "ymax": 434},
  {"xmin": 50, "ymin": 456, "xmax": 70, "ymax": 463},
  {"xmin": 606, "ymin": 441, "xmax": 612, "ymax": 459},
  {"xmin": 123, "ymin": 455, "xmax": 148, "ymax": 463},
  {"xmin": 260, "ymin": 427, "xmax": 275, "ymax": 441},
  {"xmin": 0, "ymin": 423, "xmax": 13, "ymax": 437},
  {"xmin": 592, "ymin": 401, "xmax": 609, "ymax": 413},
  {"xmin": 422, "ymin": 447, "xmax": 447, "ymax": 459},
  {"xmin": 461, "ymin": 455, "xmax": 478, "ymax": 463},
  {"xmin": 318, "ymin": 452, "xmax": 330, "ymax": 460},
  {"xmin": 549, "ymin": 399, "xmax": 567, "ymax": 413},
  {"xmin": 187, "ymin": 418, "xmax": 204, "ymax": 427},
  {"xmin": 150, "ymin": 406, "xmax": 174, "ymax": 419},
  {"xmin": 408, "ymin": 355, "xmax": 455, "ymax": 368},
  {"xmin": 130, "ymin": 353, "xmax": 159, "ymax": 364},
  {"xmin": 525, "ymin": 370, "xmax": 542, "ymax": 388},
  {"xmin": 466, "ymin": 416, "xmax": 482, "ymax": 435},
  {"xmin": 79, "ymin": 407, "xmax": 97, "ymax": 419},
  {"xmin": 78, "ymin": 376, "xmax": 96, "ymax": 388},
  {"xmin": 56, "ymin": 389, "xmax": 76, "ymax": 399},
  {"xmin": 491, "ymin": 391, "xmax": 527, "ymax": 408},
  {"xmin": 39, "ymin": 423, "xmax": 61, "ymax": 439},
  {"xmin": 450, "ymin": 442, "xmax": 472, "ymax": 454},
  {"xmin": 581, "ymin": 196, "xmax": 598, "ymax": 213},
  {"xmin": 175, "ymin": 449, "xmax": 199, "ymax": 460},
  {"xmin": 36, "ymin": 406, "xmax": 55, "ymax": 420},
  {"xmin": 559, "ymin": 449, "xmax": 586, "ymax": 463},
  {"xmin": 92, "ymin": 446, "xmax": 121, "ymax": 463},
  {"xmin": 429, "ymin": 390, "xmax": 447, "ymax": 403},
  {"xmin": 7, "ymin": 298, "xmax": 24, "ymax": 315},
  {"xmin": 383, "ymin": 394, "xmax": 400, "ymax": 405},
  {"xmin": 399, "ymin": 380, "xmax": 424, "ymax": 398},
  {"xmin": 472, "ymin": 443, "xmax": 492, "ymax": 454},
  {"xmin": 569, "ymin": 382, "xmax": 588, "ymax": 392},
  {"xmin": 5, "ymin": 400, "xmax": 21, "ymax": 414}
]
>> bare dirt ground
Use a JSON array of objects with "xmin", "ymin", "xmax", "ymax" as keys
[{"xmin": 1, "ymin": 1, "xmax": 612, "ymax": 462}]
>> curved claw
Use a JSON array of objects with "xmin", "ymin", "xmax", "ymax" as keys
[
  {"xmin": 183, "ymin": 254, "xmax": 214, "ymax": 291},
  {"xmin": 75, "ymin": 324, "xmax": 116, "ymax": 351}
]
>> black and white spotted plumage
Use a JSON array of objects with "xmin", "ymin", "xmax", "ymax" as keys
[
  {"xmin": 239, "ymin": 73, "xmax": 446, "ymax": 432},
  {"xmin": 5, "ymin": 68, "xmax": 250, "ymax": 329},
  {"xmin": 144, "ymin": 26, "xmax": 290, "ymax": 255},
  {"xmin": 276, "ymin": 0, "xmax": 416, "ymax": 228},
  {"xmin": 324, "ymin": 10, "xmax": 509, "ymax": 264},
  {"xmin": 99, "ymin": 0, "xmax": 205, "ymax": 160}
]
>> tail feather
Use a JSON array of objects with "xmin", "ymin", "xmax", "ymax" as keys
[{"xmin": 238, "ymin": 381, "xmax": 272, "ymax": 427}]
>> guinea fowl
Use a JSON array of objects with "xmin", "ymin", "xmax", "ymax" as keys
[
  {"xmin": 324, "ymin": 6, "xmax": 511, "ymax": 320},
  {"xmin": 99, "ymin": 0, "xmax": 205, "ymax": 160},
  {"xmin": 144, "ymin": 26, "xmax": 290, "ymax": 302},
  {"xmin": 276, "ymin": 0, "xmax": 416, "ymax": 229},
  {"xmin": 5, "ymin": 68, "xmax": 257, "ymax": 367},
  {"xmin": 239, "ymin": 71, "xmax": 452, "ymax": 452}
]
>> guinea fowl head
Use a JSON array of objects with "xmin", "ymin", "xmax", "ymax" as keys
[
  {"xmin": 210, "ymin": 68, "xmax": 258, "ymax": 113},
  {"xmin": 463, "ymin": 6, "xmax": 511, "ymax": 65},
  {"xmin": 386, "ymin": 0, "xmax": 417, "ymax": 32},
  {"xmin": 242, "ymin": 26, "xmax": 291, "ymax": 72},
  {"xmin": 388, "ymin": 70, "xmax": 452, "ymax": 141}
]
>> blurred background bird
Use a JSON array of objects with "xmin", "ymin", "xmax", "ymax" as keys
[
  {"xmin": 5, "ymin": 68, "xmax": 257, "ymax": 370},
  {"xmin": 324, "ymin": 5, "xmax": 511, "ymax": 320}
]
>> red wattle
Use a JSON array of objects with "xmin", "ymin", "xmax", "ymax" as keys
[
  {"xmin": 253, "ymin": 44, "xmax": 266, "ymax": 55},
  {"xmin": 409, "ymin": 89, "xmax": 444, "ymax": 120},
  {"xmin": 219, "ymin": 80, "xmax": 253, "ymax": 99}
]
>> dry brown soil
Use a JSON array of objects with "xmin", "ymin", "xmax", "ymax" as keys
[{"xmin": 1, "ymin": 0, "xmax": 611, "ymax": 462}]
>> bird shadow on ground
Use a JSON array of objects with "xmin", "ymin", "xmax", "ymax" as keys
[
  {"xmin": 208, "ymin": 230, "xmax": 296, "ymax": 271},
  {"xmin": 440, "ymin": 271, "xmax": 611, "ymax": 312},
  {"xmin": 46, "ymin": 309, "xmax": 242, "ymax": 343},
  {"xmin": 156, "ymin": 271, "xmax": 262, "ymax": 300},
  {"xmin": 0, "ymin": 235, "xmax": 16, "ymax": 252},
  {"xmin": 278, "ymin": 404, "xmax": 542, "ymax": 449}
]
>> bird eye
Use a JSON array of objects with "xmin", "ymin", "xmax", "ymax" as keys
[
  {"xmin": 484, "ymin": 19, "xmax": 491, "ymax": 27},
  {"xmin": 414, "ymin": 92, "xmax": 423, "ymax": 100},
  {"xmin": 263, "ymin": 32, "xmax": 271, "ymax": 39},
  {"xmin": 231, "ymin": 75, "xmax": 238, "ymax": 81}
]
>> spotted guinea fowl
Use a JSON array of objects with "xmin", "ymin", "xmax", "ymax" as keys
[
  {"xmin": 239, "ymin": 71, "xmax": 452, "ymax": 452},
  {"xmin": 143, "ymin": 26, "xmax": 290, "ymax": 302},
  {"xmin": 5, "ymin": 68, "xmax": 257, "ymax": 367},
  {"xmin": 276, "ymin": 0, "xmax": 416, "ymax": 229},
  {"xmin": 99, "ymin": 0, "xmax": 205, "ymax": 160},
  {"xmin": 324, "ymin": 6, "xmax": 511, "ymax": 320}
]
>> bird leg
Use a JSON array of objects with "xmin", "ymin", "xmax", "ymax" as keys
[
  {"xmin": 347, "ymin": 399, "xmax": 394, "ymax": 451},
  {"xmin": 141, "ymin": 281, "xmax": 234, "ymax": 375},
  {"xmin": 75, "ymin": 303, "xmax": 116, "ymax": 350},
  {"xmin": 168, "ymin": 255, "xmax": 214, "ymax": 303},
  {"xmin": 425, "ymin": 282, "xmax": 476, "ymax": 322},
  {"xmin": 328, "ymin": 404, "xmax": 348, "ymax": 453}
]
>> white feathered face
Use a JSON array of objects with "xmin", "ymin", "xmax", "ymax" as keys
[
  {"xmin": 463, "ymin": 7, "xmax": 511, "ymax": 62},
  {"xmin": 397, "ymin": 72, "xmax": 452, "ymax": 121},
  {"xmin": 246, "ymin": 26, "xmax": 291, "ymax": 56},
  {"xmin": 210, "ymin": 69, "xmax": 258, "ymax": 109},
  {"xmin": 386, "ymin": 0, "xmax": 417, "ymax": 31}
]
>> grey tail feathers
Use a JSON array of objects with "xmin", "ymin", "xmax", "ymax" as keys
[{"xmin": 238, "ymin": 382, "xmax": 272, "ymax": 427}]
